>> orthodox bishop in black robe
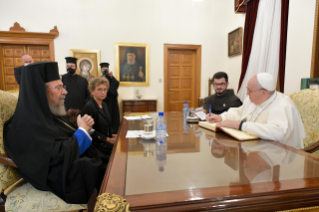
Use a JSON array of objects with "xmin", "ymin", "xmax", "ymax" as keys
[{"xmin": 4, "ymin": 62, "xmax": 110, "ymax": 204}]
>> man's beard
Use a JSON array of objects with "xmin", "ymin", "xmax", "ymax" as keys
[
  {"xmin": 49, "ymin": 96, "xmax": 66, "ymax": 116},
  {"xmin": 216, "ymin": 89, "xmax": 227, "ymax": 96}
]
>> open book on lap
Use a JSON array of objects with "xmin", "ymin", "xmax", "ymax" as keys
[{"xmin": 198, "ymin": 121, "xmax": 259, "ymax": 141}]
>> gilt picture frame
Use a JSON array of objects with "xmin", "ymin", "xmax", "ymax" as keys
[
  {"xmin": 115, "ymin": 42, "xmax": 149, "ymax": 86},
  {"xmin": 70, "ymin": 49, "xmax": 101, "ymax": 82},
  {"xmin": 228, "ymin": 27, "xmax": 243, "ymax": 57}
]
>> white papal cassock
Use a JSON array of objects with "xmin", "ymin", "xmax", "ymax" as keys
[{"xmin": 220, "ymin": 91, "xmax": 306, "ymax": 148}]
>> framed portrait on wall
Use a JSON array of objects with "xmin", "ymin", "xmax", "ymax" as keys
[
  {"xmin": 70, "ymin": 49, "xmax": 101, "ymax": 81},
  {"xmin": 115, "ymin": 42, "xmax": 149, "ymax": 86},
  {"xmin": 228, "ymin": 27, "xmax": 243, "ymax": 57}
]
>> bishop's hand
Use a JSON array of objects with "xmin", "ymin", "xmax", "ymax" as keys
[{"xmin": 77, "ymin": 114, "xmax": 94, "ymax": 132}]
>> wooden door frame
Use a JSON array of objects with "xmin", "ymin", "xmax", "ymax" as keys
[
  {"xmin": 164, "ymin": 44, "xmax": 201, "ymax": 111},
  {"xmin": 0, "ymin": 22, "xmax": 59, "ymax": 90}
]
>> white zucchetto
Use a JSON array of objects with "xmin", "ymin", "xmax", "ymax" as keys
[{"xmin": 256, "ymin": 73, "xmax": 276, "ymax": 91}]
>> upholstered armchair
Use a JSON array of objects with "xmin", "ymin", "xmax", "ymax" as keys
[
  {"xmin": 0, "ymin": 90, "xmax": 88, "ymax": 212},
  {"xmin": 288, "ymin": 89, "xmax": 319, "ymax": 156}
]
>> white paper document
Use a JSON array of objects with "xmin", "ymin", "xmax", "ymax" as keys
[
  {"xmin": 194, "ymin": 107, "xmax": 206, "ymax": 120},
  {"xmin": 126, "ymin": 130, "xmax": 145, "ymax": 138},
  {"xmin": 124, "ymin": 115, "xmax": 153, "ymax": 120},
  {"xmin": 126, "ymin": 130, "xmax": 169, "ymax": 138},
  {"xmin": 141, "ymin": 115, "xmax": 152, "ymax": 119},
  {"xmin": 124, "ymin": 116, "xmax": 142, "ymax": 120}
]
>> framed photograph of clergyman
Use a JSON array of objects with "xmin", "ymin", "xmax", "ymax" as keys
[
  {"xmin": 115, "ymin": 42, "xmax": 149, "ymax": 86},
  {"xmin": 228, "ymin": 27, "xmax": 242, "ymax": 57},
  {"xmin": 69, "ymin": 49, "xmax": 101, "ymax": 82}
]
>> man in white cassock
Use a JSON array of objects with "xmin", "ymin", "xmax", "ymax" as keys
[{"xmin": 206, "ymin": 73, "xmax": 306, "ymax": 148}]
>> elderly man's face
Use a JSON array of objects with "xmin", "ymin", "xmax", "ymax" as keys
[
  {"xmin": 21, "ymin": 55, "xmax": 33, "ymax": 65},
  {"xmin": 127, "ymin": 53, "xmax": 136, "ymax": 65},
  {"xmin": 246, "ymin": 76, "xmax": 266, "ymax": 105},
  {"xmin": 46, "ymin": 80, "xmax": 68, "ymax": 116}
]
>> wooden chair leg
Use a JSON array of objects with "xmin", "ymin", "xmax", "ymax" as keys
[{"xmin": 87, "ymin": 188, "xmax": 97, "ymax": 212}]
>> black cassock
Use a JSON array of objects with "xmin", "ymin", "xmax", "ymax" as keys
[
  {"xmin": 203, "ymin": 89, "xmax": 242, "ymax": 114},
  {"xmin": 103, "ymin": 75, "xmax": 120, "ymax": 133},
  {"xmin": 4, "ymin": 115, "xmax": 110, "ymax": 204},
  {"xmin": 62, "ymin": 74, "xmax": 90, "ymax": 110},
  {"xmin": 4, "ymin": 62, "xmax": 110, "ymax": 204}
]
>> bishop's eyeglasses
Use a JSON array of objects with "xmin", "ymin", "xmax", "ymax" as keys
[{"xmin": 48, "ymin": 85, "xmax": 67, "ymax": 92}]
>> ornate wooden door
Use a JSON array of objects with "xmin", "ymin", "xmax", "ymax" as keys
[{"xmin": 0, "ymin": 44, "xmax": 50, "ymax": 90}]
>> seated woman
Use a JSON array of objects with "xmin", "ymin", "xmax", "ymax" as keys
[{"xmin": 81, "ymin": 77, "xmax": 117, "ymax": 155}]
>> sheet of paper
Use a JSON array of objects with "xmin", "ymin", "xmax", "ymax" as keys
[
  {"xmin": 126, "ymin": 130, "xmax": 169, "ymax": 138},
  {"xmin": 195, "ymin": 107, "xmax": 203, "ymax": 112},
  {"xmin": 126, "ymin": 130, "xmax": 145, "ymax": 138},
  {"xmin": 124, "ymin": 116, "xmax": 142, "ymax": 120},
  {"xmin": 194, "ymin": 110, "xmax": 206, "ymax": 120},
  {"xmin": 141, "ymin": 115, "xmax": 152, "ymax": 119}
]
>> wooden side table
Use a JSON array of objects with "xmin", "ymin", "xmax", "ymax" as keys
[{"xmin": 122, "ymin": 99, "xmax": 157, "ymax": 113}]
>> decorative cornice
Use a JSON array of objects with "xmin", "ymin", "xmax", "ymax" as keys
[
  {"xmin": 50, "ymin": 26, "xmax": 59, "ymax": 34},
  {"xmin": 9, "ymin": 22, "xmax": 25, "ymax": 32},
  {"xmin": 94, "ymin": 193, "xmax": 130, "ymax": 212},
  {"xmin": 0, "ymin": 23, "xmax": 59, "ymax": 39}
]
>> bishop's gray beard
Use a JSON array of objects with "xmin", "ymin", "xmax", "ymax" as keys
[
  {"xmin": 48, "ymin": 96, "xmax": 66, "ymax": 116},
  {"xmin": 49, "ymin": 103, "xmax": 66, "ymax": 116}
]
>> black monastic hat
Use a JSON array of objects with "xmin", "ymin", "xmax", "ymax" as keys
[
  {"xmin": 65, "ymin": 57, "xmax": 78, "ymax": 64},
  {"xmin": 100, "ymin": 63, "xmax": 109, "ymax": 68}
]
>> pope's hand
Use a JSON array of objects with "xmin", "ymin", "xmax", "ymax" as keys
[
  {"xmin": 206, "ymin": 113, "xmax": 222, "ymax": 123},
  {"xmin": 77, "ymin": 114, "xmax": 94, "ymax": 132},
  {"xmin": 216, "ymin": 120, "xmax": 240, "ymax": 130}
]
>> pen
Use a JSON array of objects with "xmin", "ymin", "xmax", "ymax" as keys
[{"xmin": 209, "ymin": 105, "xmax": 212, "ymax": 117}]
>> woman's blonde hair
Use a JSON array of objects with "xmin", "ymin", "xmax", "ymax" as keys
[{"xmin": 88, "ymin": 77, "xmax": 109, "ymax": 92}]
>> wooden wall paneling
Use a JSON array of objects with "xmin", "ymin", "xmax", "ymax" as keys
[
  {"xmin": 0, "ymin": 23, "xmax": 59, "ymax": 91},
  {"xmin": 1, "ymin": 44, "xmax": 24, "ymax": 90},
  {"xmin": 28, "ymin": 45, "xmax": 51, "ymax": 62}
]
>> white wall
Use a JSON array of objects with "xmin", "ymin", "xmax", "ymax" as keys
[
  {"xmin": 0, "ymin": 0, "xmax": 315, "ymax": 109},
  {"xmin": 285, "ymin": 0, "xmax": 316, "ymax": 94},
  {"xmin": 0, "ymin": 0, "xmax": 246, "ymax": 112}
]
